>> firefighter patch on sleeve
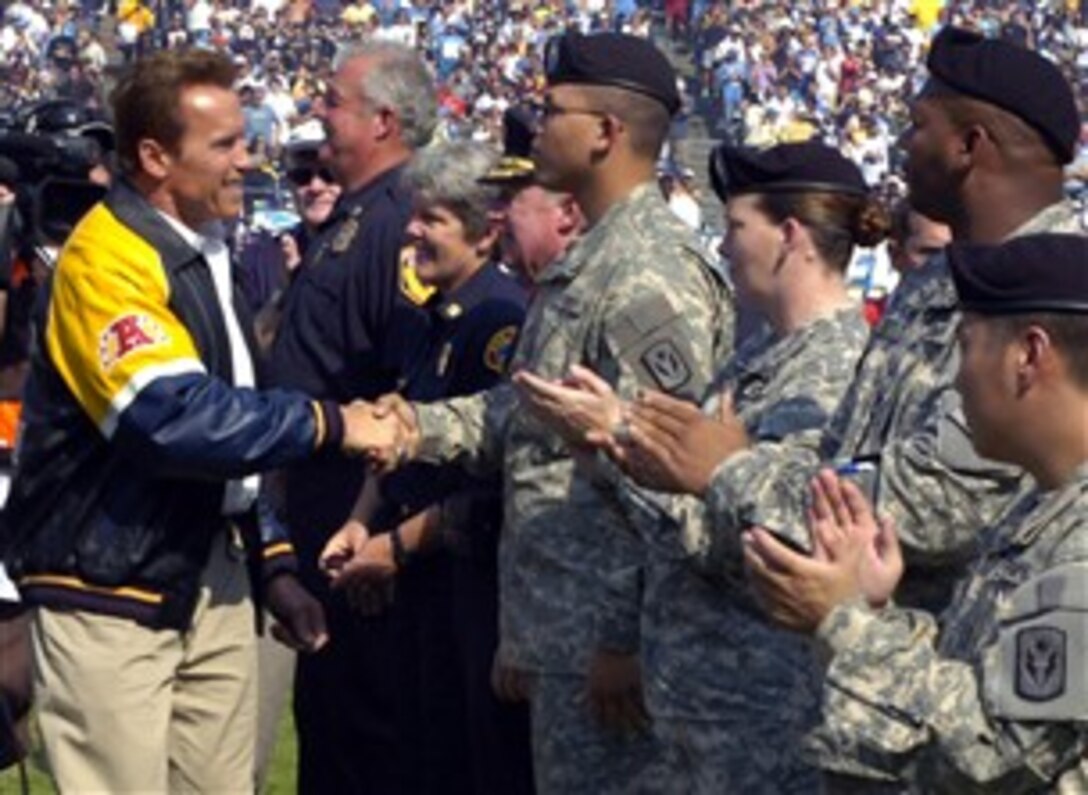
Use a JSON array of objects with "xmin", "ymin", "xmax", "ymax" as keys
[
  {"xmin": 98, "ymin": 314, "xmax": 168, "ymax": 371},
  {"xmin": 484, "ymin": 326, "xmax": 519, "ymax": 374},
  {"xmin": 399, "ymin": 244, "xmax": 436, "ymax": 306}
]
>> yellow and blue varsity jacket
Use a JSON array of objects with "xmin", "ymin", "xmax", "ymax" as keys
[{"xmin": 0, "ymin": 181, "xmax": 344, "ymax": 629}]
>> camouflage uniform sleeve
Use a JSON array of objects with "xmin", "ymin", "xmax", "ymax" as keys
[
  {"xmin": 698, "ymin": 424, "xmax": 823, "ymax": 567},
  {"xmin": 694, "ymin": 314, "xmax": 870, "ymax": 565},
  {"xmin": 876, "ymin": 386, "xmax": 1026, "ymax": 567},
  {"xmin": 600, "ymin": 373, "xmax": 841, "ymax": 578},
  {"xmin": 807, "ymin": 589, "xmax": 1088, "ymax": 791},
  {"xmin": 413, "ymin": 382, "xmax": 516, "ymax": 477},
  {"xmin": 590, "ymin": 252, "xmax": 728, "ymax": 653},
  {"xmin": 592, "ymin": 432, "xmax": 818, "ymax": 583}
]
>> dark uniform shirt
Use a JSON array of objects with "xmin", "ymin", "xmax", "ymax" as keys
[
  {"xmin": 378, "ymin": 261, "xmax": 527, "ymax": 547},
  {"xmin": 267, "ymin": 165, "xmax": 432, "ymax": 795},
  {"xmin": 269, "ymin": 163, "xmax": 430, "ymax": 550},
  {"xmin": 271, "ymin": 164, "xmax": 428, "ymax": 403},
  {"xmin": 379, "ymin": 262, "xmax": 532, "ymax": 795}
]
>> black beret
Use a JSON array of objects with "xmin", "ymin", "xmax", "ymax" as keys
[
  {"xmin": 926, "ymin": 26, "xmax": 1078, "ymax": 164},
  {"xmin": 709, "ymin": 141, "xmax": 869, "ymax": 202},
  {"xmin": 949, "ymin": 234, "xmax": 1088, "ymax": 315},
  {"xmin": 480, "ymin": 106, "xmax": 536, "ymax": 185},
  {"xmin": 544, "ymin": 32, "xmax": 680, "ymax": 115}
]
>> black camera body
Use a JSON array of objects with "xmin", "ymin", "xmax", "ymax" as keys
[{"xmin": 0, "ymin": 99, "xmax": 112, "ymax": 251}]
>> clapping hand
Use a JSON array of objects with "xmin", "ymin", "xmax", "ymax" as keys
[
  {"xmin": 808, "ymin": 469, "xmax": 903, "ymax": 608},
  {"xmin": 512, "ymin": 365, "xmax": 624, "ymax": 450},
  {"xmin": 742, "ymin": 469, "xmax": 903, "ymax": 634},
  {"xmin": 610, "ymin": 389, "xmax": 748, "ymax": 496}
]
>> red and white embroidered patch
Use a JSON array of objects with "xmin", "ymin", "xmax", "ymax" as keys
[{"xmin": 98, "ymin": 314, "xmax": 168, "ymax": 370}]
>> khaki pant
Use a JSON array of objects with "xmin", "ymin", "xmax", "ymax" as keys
[
  {"xmin": 31, "ymin": 531, "xmax": 257, "ymax": 794},
  {"xmin": 255, "ymin": 618, "xmax": 295, "ymax": 792}
]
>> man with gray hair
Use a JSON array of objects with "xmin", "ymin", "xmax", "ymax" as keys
[{"xmin": 268, "ymin": 38, "xmax": 437, "ymax": 794}]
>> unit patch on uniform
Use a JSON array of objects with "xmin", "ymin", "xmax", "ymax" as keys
[
  {"xmin": 399, "ymin": 244, "xmax": 436, "ymax": 306},
  {"xmin": 330, "ymin": 217, "xmax": 359, "ymax": 254},
  {"xmin": 641, "ymin": 339, "xmax": 691, "ymax": 393},
  {"xmin": 1015, "ymin": 626, "xmax": 1066, "ymax": 702},
  {"xmin": 98, "ymin": 314, "xmax": 167, "ymax": 370},
  {"xmin": 484, "ymin": 326, "xmax": 519, "ymax": 374}
]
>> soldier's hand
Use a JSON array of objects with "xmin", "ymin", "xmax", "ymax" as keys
[
  {"xmin": 742, "ymin": 524, "xmax": 866, "ymax": 634},
  {"xmin": 512, "ymin": 365, "xmax": 623, "ymax": 449},
  {"xmin": 266, "ymin": 573, "xmax": 329, "ymax": 653},
  {"xmin": 585, "ymin": 651, "xmax": 649, "ymax": 735},
  {"xmin": 340, "ymin": 400, "xmax": 398, "ymax": 458},
  {"xmin": 808, "ymin": 470, "xmax": 903, "ymax": 607},
  {"xmin": 368, "ymin": 393, "xmax": 421, "ymax": 473},
  {"xmin": 616, "ymin": 390, "xmax": 747, "ymax": 495},
  {"xmin": 490, "ymin": 651, "xmax": 532, "ymax": 703}
]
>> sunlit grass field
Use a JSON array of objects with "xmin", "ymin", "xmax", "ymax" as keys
[{"xmin": 0, "ymin": 710, "xmax": 298, "ymax": 793}]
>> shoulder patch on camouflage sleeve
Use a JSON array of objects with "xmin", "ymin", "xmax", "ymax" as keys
[
  {"xmin": 989, "ymin": 561, "xmax": 1088, "ymax": 721},
  {"xmin": 1015, "ymin": 626, "xmax": 1066, "ymax": 703},
  {"xmin": 399, "ymin": 244, "xmax": 436, "ymax": 306},
  {"xmin": 99, "ymin": 313, "xmax": 168, "ymax": 371},
  {"xmin": 641, "ymin": 339, "xmax": 692, "ymax": 393},
  {"xmin": 484, "ymin": 325, "xmax": 519, "ymax": 374}
]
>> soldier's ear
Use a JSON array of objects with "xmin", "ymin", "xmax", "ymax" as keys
[
  {"xmin": 1016, "ymin": 324, "xmax": 1053, "ymax": 396},
  {"xmin": 779, "ymin": 216, "xmax": 807, "ymax": 254},
  {"xmin": 556, "ymin": 195, "xmax": 582, "ymax": 235},
  {"xmin": 587, "ymin": 113, "xmax": 622, "ymax": 158}
]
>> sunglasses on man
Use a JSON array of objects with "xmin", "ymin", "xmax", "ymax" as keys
[{"xmin": 286, "ymin": 166, "xmax": 335, "ymax": 187}]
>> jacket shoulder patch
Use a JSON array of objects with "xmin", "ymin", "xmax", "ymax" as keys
[{"xmin": 98, "ymin": 314, "xmax": 168, "ymax": 371}]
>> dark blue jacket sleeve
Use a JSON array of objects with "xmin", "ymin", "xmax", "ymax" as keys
[{"xmin": 112, "ymin": 372, "xmax": 341, "ymax": 480}]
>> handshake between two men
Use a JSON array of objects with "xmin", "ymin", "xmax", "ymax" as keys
[{"xmin": 339, "ymin": 394, "xmax": 422, "ymax": 471}]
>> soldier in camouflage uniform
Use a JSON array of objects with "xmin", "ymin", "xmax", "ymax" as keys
[
  {"xmin": 361, "ymin": 32, "xmax": 732, "ymax": 794},
  {"xmin": 618, "ymin": 27, "xmax": 1084, "ymax": 614},
  {"xmin": 518, "ymin": 141, "xmax": 886, "ymax": 792},
  {"xmin": 745, "ymin": 233, "xmax": 1088, "ymax": 793}
]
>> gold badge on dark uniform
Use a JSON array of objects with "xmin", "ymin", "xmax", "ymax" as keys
[{"xmin": 331, "ymin": 218, "xmax": 359, "ymax": 254}]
